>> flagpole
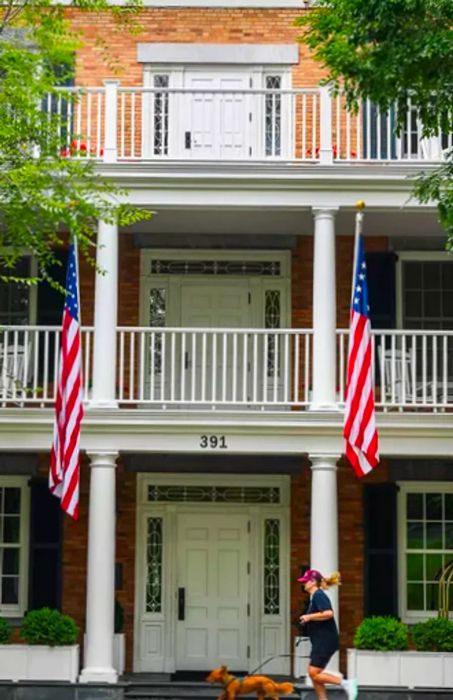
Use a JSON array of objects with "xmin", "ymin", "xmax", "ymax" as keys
[
  {"xmin": 73, "ymin": 236, "xmax": 82, "ymax": 326},
  {"xmin": 351, "ymin": 200, "xmax": 365, "ymax": 306}
]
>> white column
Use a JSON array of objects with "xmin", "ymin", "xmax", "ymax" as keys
[
  {"xmin": 309, "ymin": 454, "xmax": 340, "ymax": 671},
  {"xmin": 311, "ymin": 207, "xmax": 338, "ymax": 409},
  {"xmin": 79, "ymin": 452, "xmax": 118, "ymax": 684},
  {"xmin": 80, "ymin": 219, "xmax": 119, "ymax": 683},
  {"xmin": 89, "ymin": 220, "xmax": 118, "ymax": 409}
]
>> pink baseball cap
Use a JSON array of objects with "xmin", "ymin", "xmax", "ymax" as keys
[{"xmin": 297, "ymin": 568, "xmax": 322, "ymax": 584}]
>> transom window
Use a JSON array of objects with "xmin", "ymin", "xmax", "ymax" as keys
[
  {"xmin": 148, "ymin": 484, "xmax": 281, "ymax": 504},
  {"xmin": 399, "ymin": 483, "xmax": 453, "ymax": 620},
  {"xmin": 149, "ymin": 259, "xmax": 281, "ymax": 276}
]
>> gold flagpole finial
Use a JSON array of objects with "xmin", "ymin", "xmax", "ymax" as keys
[{"xmin": 355, "ymin": 200, "xmax": 366, "ymax": 210}]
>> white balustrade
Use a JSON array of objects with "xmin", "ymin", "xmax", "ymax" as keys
[
  {"xmin": 0, "ymin": 326, "xmax": 94, "ymax": 406},
  {"xmin": 332, "ymin": 95, "xmax": 449, "ymax": 162},
  {"xmin": 337, "ymin": 329, "xmax": 453, "ymax": 410},
  {"xmin": 3, "ymin": 326, "xmax": 453, "ymax": 411},
  {"xmin": 116, "ymin": 327, "xmax": 313, "ymax": 409},
  {"xmin": 45, "ymin": 85, "xmax": 450, "ymax": 164}
]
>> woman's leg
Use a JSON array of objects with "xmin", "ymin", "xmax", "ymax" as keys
[{"xmin": 308, "ymin": 665, "xmax": 334, "ymax": 700}]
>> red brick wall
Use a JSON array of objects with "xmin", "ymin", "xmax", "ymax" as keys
[{"xmin": 68, "ymin": 9, "xmax": 323, "ymax": 89}]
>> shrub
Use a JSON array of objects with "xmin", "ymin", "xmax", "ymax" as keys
[
  {"xmin": 411, "ymin": 617, "xmax": 453, "ymax": 652},
  {"xmin": 353, "ymin": 616, "xmax": 409, "ymax": 651},
  {"xmin": 20, "ymin": 608, "xmax": 79, "ymax": 646},
  {"xmin": 0, "ymin": 617, "xmax": 11, "ymax": 644}
]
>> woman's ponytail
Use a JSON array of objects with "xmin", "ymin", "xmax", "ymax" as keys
[{"xmin": 321, "ymin": 571, "xmax": 341, "ymax": 589}]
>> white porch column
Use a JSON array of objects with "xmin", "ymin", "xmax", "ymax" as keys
[
  {"xmin": 80, "ymin": 452, "xmax": 118, "ymax": 683},
  {"xmin": 80, "ymin": 219, "xmax": 119, "ymax": 683},
  {"xmin": 309, "ymin": 454, "xmax": 340, "ymax": 670},
  {"xmin": 311, "ymin": 207, "xmax": 338, "ymax": 409},
  {"xmin": 89, "ymin": 220, "xmax": 118, "ymax": 409}
]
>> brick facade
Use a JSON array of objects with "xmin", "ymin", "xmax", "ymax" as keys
[
  {"xmin": 61, "ymin": 233, "xmax": 391, "ymax": 672},
  {"xmin": 28, "ymin": 7, "xmax": 394, "ymax": 674}
]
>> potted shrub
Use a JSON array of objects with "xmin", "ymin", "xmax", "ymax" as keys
[
  {"xmin": 0, "ymin": 608, "xmax": 79, "ymax": 682},
  {"xmin": 348, "ymin": 616, "xmax": 453, "ymax": 689},
  {"xmin": 347, "ymin": 616, "xmax": 409, "ymax": 687}
]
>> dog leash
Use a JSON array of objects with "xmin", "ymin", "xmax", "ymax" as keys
[{"xmin": 248, "ymin": 650, "xmax": 308, "ymax": 677}]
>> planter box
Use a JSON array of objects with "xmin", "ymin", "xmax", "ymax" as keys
[
  {"xmin": 0, "ymin": 644, "xmax": 79, "ymax": 682},
  {"xmin": 347, "ymin": 648, "xmax": 453, "ymax": 689},
  {"xmin": 113, "ymin": 633, "xmax": 125, "ymax": 676}
]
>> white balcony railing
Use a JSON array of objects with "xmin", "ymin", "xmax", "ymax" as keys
[
  {"xmin": 49, "ymin": 84, "xmax": 451, "ymax": 164},
  {"xmin": 2, "ymin": 326, "xmax": 453, "ymax": 412}
]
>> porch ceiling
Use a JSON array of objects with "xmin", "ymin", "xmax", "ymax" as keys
[{"xmin": 124, "ymin": 208, "xmax": 445, "ymax": 242}]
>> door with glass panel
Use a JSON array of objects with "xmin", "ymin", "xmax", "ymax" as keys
[{"xmin": 145, "ymin": 70, "xmax": 290, "ymax": 160}]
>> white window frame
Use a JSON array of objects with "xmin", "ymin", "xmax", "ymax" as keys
[
  {"xmin": 398, "ymin": 480, "xmax": 453, "ymax": 622},
  {"xmin": 0, "ymin": 476, "xmax": 30, "ymax": 617},
  {"xmin": 396, "ymin": 251, "xmax": 453, "ymax": 329}
]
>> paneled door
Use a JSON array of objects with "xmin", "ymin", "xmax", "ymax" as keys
[
  {"xmin": 175, "ymin": 512, "xmax": 250, "ymax": 670},
  {"xmin": 183, "ymin": 71, "xmax": 251, "ymax": 160},
  {"xmin": 180, "ymin": 281, "xmax": 251, "ymax": 404}
]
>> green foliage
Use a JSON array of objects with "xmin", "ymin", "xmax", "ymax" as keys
[
  {"xmin": 0, "ymin": 0, "xmax": 150, "ymax": 285},
  {"xmin": 415, "ymin": 150, "xmax": 453, "ymax": 244},
  {"xmin": 411, "ymin": 617, "xmax": 453, "ymax": 652},
  {"xmin": 353, "ymin": 616, "xmax": 409, "ymax": 651},
  {"xmin": 20, "ymin": 608, "xmax": 79, "ymax": 646},
  {"xmin": 296, "ymin": 0, "xmax": 453, "ymax": 245},
  {"xmin": 0, "ymin": 617, "xmax": 12, "ymax": 644}
]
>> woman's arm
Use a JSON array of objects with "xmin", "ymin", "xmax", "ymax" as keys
[{"xmin": 300, "ymin": 610, "xmax": 334, "ymax": 623}]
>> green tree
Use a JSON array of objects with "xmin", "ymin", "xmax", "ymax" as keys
[
  {"xmin": 0, "ymin": 0, "xmax": 149, "ymax": 284},
  {"xmin": 297, "ymin": 0, "xmax": 453, "ymax": 243}
]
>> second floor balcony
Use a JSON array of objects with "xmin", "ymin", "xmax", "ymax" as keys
[
  {"xmin": 51, "ymin": 83, "xmax": 452, "ymax": 166},
  {"xmin": 2, "ymin": 325, "xmax": 453, "ymax": 414}
]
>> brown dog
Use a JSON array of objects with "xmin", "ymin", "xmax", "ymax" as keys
[{"xmin": 206, "ymin": 665, "xmax": 294, "ymax": 700}]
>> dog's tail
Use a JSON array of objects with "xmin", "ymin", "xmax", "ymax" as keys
[{"xmin": 275, "ymin": 682, "xmax": 294, "ymax": 695}]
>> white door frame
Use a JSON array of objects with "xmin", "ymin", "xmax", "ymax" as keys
[
  {"xmin": 133, "ymin": 473, "xmax": 290, "ymax": 674},
  {"xmin": 142, "ymin": 66, "xmax": 292, "ymax": 160},
  {"xmin": 139, "ymin": 249, "xmax": 291, "ymax": 329}
]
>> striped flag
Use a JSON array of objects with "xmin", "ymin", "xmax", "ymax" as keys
[
  {"xmin": 343, "ymin": 217, "xmax": 379, "ymax": 477},
  {"xmin": 49, "ymin": 242, "xmax": 84, "ymax": 519}
]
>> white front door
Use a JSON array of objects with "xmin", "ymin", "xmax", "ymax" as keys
[
  {"xmin": 175, "ymin": 512, "xmax": 250, "ymax": 670},
  {"xmin": 183, "ymin": 71, "xmax": 251, "ymax": 160},
  {"xmin": 180, "ymin": 281, "xmax": 251, "ymax": 403},
  {"xmin": 180, "ymin": 281, "xmax": 250, "ymax": 328}
]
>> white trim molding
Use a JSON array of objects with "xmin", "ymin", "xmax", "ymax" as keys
[
  {"xmin": 134, "ymin": 473, "xmax": 290, "ymax": 674},
  {"xmin": 137, "ymin": 43, "xmax": 299, "ymax": 65}
]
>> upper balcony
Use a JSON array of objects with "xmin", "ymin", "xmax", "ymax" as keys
[
  {"xmin": 2, "ymin": 325, "xmax": 453, "ymax": 414},
  {"xmin": 51, "ymin": 84, "xmax": 452, "ymax": 167}
]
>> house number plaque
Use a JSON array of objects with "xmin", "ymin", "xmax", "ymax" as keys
[{"xmin": 199, "ymin": 435, "xmax": 228, "ymax": 449}]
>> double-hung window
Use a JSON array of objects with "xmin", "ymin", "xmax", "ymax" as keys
[
  {"xmin": 0, "ymin": 477, "xmax": 29, "ymax": 617},
  {"xmin": 399, "ymin": 482, "xmax": 453, "ymax": 620}
]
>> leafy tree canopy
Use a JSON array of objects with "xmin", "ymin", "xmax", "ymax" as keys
[
  {"xmin": 297, "ymin": 0, "xmax": 453, "ymax": 243},
  {"xmin": 0, "ymin": 0, "xmax": 150, "ymax": 285}
]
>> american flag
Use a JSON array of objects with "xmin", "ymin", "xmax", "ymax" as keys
[
  {"xmin": 49, "ymin": 242, "xmax": 84, "ymax": 519},
  {"xmin": 343, "ymin": 226, "xmax": 379, "ymax": 477}
]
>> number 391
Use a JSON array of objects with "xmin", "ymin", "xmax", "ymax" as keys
[{"xmin": 200, "ymin": 435, "xmax": 228, "ymax": 449}]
